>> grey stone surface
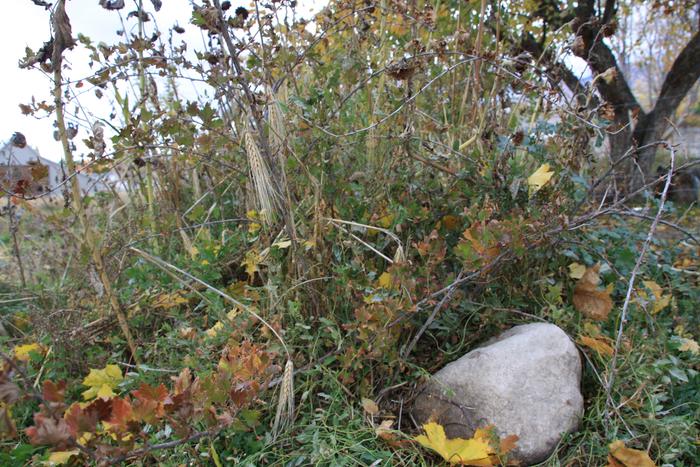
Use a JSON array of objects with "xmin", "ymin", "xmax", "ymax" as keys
[{"xmin": 412, "ymin": 323, "xmax": 583, "ymax": 465}]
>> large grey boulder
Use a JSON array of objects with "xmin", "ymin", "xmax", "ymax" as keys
[{"xmin": 412, "ymin": 323, "xmax": 583, "ymax": 465}]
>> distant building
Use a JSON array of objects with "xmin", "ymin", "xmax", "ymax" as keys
[{"xmin": 0, "ymin": 141, "xmax": 112, "ymax": 198}]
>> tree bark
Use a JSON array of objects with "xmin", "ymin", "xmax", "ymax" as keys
[
  {"xmin": 631, "ymin": 30, "xmax": 700, "ymax": 185},
  {"xmin": 573, "ymin": 1, "xmax": 700, "ymax": 192}
]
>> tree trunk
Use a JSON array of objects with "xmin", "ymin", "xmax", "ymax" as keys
[
  {"xmin": 630, "ymin": 30, "xmax": 700, "ymax": 189},
  {"xmin": 573, "ymin": 0, "xmax": 700, "ymax": 193}
]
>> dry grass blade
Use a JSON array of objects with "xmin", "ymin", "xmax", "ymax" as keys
[
  {"xmin": 272, "ymin": 359, "xmax": 295, "ymax": 438},
  {"xmin": 268, "ymin": 87, "xmax": 287, "ymax": 160},
  {"xmin": 244, "ymin": 123, "xmax": 279, "ymax": 225}
]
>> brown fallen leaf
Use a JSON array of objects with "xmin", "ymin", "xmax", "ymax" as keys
[
  {"xmin": 361, "ymin": 398, "xmax": 379, "ymax": 416},
  {"xmin": 607, "ymin": 440, "xmax": 656, "ymax": 467},
  {"xmin": 578, "ymin": 335, "xmax": 614, "ymax": 357},
  {"xmin": 573, "ymin": 264, "xmax": 613, "ymax": 320}
]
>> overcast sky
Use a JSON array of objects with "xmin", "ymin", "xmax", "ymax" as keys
[
  {"xmin": 2, "ymin": 1, "xmax": 201, "ymax": 161},
  {"xmin": 2, "ymin": 0, "xmax": 324, "ymax": 162},
  {"xmin": 3, "ymin": 2, "xmax": 588, "ymax": 163}
]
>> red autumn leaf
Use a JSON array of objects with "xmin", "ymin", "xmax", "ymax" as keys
[
  {"xmin": 64, "ymin": 399, "xmax": 112, "ymax": 438},
  {"xmin": 171, "ymin": 368, "xmax": 193, "ymax": 395},
  {"xmin": 106, "ymin": 397, "xmax": 133, "ymax": 433},
  {"xmin": 43, "ymin": 381, "xmax": 67, "ymax": 403},
  {"xmin": 132, "ymin": 383, "xmax": 170, "ymax": 424}
]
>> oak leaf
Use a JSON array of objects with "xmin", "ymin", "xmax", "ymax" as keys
[{"xmin": 573, "ymin": 264, "xmax": 613, "ymax": 320}]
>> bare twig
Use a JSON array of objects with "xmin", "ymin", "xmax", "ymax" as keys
[{"xmin": 604, "ymin": 144, "xmax": 675, "ymax": 423}]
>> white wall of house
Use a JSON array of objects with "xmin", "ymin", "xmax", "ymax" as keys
[{"xmin": 0, "ymin": 142, "xmax": 112, "ymax": 197}]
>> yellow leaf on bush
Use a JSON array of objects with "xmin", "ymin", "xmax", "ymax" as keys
[
  {"xmin": 414, "ymin": 422, "xmax": 507, "ymax": 465},
  {"xmin": 573, "ymin": 264, "xmax": 613, "ymax": 321},
  {"xmin": 578, "ymin": 335, "xmax": 614, "ymax": 357},
  {"xmin": 205, "ymin": 308, "xmax": 242, "ymax": 338},
  {"xmin": 82, "ymin": 364, "xmax": 123, "ymax": 400},
  {"xmin": 640, "ymin": 281, "xmax": 671, "ymax": 314},
  {"xmin": 677, "ymin": 337, "xmax": 699, "ymax": 354},
  {"xmin": 607, "ymin": 440, "xmax": 656, "ymax": 467},
  {"xmin": 377, "ymin": 213, "xmax": 394, "ymax": 229},
  {"xmin": 13, "ymin": 343, "xmax": 44, "ymax": 362},
  {"xmin": 205, "ymin": 321, "xmax": 224, "ymax": 338},
  {"xmin": 377, "ymin": 272, "xmax": 393, "ymax": 289},
  {"xmin": 528, "ymin": 163, "xmax": 554, "ymax": 193},
  {"xmin": 46, "ymin": 449, "xmax": 80, "ymax": 465},
  {"xmin": 242, "ymin": 249, "xmax": 262, "ymax": 278},
  {"xmin": 568, "ymin": 262, "xmax": 586, "ymax": 279},
  {"xmin": 151, "ymin": 291, "xmax": 188, "ymax": 309}
]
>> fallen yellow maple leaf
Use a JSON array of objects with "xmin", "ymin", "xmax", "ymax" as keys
[
  {"xmin": 528, "ymin": 163, "xmax": 554, "ymax": 193},
  {"xmin": 573, "ymin": 264, "xmax": 613, "ymax": 321},
  {"xmin": 82, "ymin": 364, "xmax": 123, "ymax": 400},
  {"xmin": 46, "ymin": 449, "xmax": 80, "ymax": 465},
  {"xmin": 377, "ymin": 271, "xmax": 393, "ymax": 289},
  {"xmin": 607, "ymin": 440, "xmax": 656, "ymax": 467},
  {"xmin": 415, "ymin": 422, "xmax": 506, "ymax": 465},
  {"xmin": 13, "ymin": 343, "xmax": 45, "ymax": 362}
]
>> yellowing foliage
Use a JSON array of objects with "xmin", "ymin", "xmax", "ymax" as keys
[
  {"xmin": 528, "ymin": 163, "xmax": 554, "ymax": 193},
  {"xmin": 13, "ymin": 343, "xmax": 45, "ymax": 362},
  {"xmin": 414, "ymin": 422, "xmax": 517, "ymax": 465},
  {"xmin": 377, "ymin": 271, "xmax": 393, "ymax": 289},
  {"xmin": 568, "ymin": 262, "xmax": 586, "ymax": 279},
  {"xmin": 81, "ymin": 365, "xmax": 123, "ymax": 400},
  {"xmin": 639, "ymin": 281, "xmax": 671, "ymax": 314},
  {"xmin": 677, "ymin": 337, "xmax": 699, "ymax": 354},
  {"xmin": 46, "ymin": 449, "xmax": 80, "ymax": 465},
  {"xmin": 151, "ymin": 291, "xmax": 188, "ymax": 309},
  {"xmin": 242, "ymin": 248, "xmax": 263, "ymax": 278}
]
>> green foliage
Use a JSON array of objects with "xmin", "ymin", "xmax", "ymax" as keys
[{"xmin": 0, "ymin": 0, "xmax": 697, "ymax": 465}]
